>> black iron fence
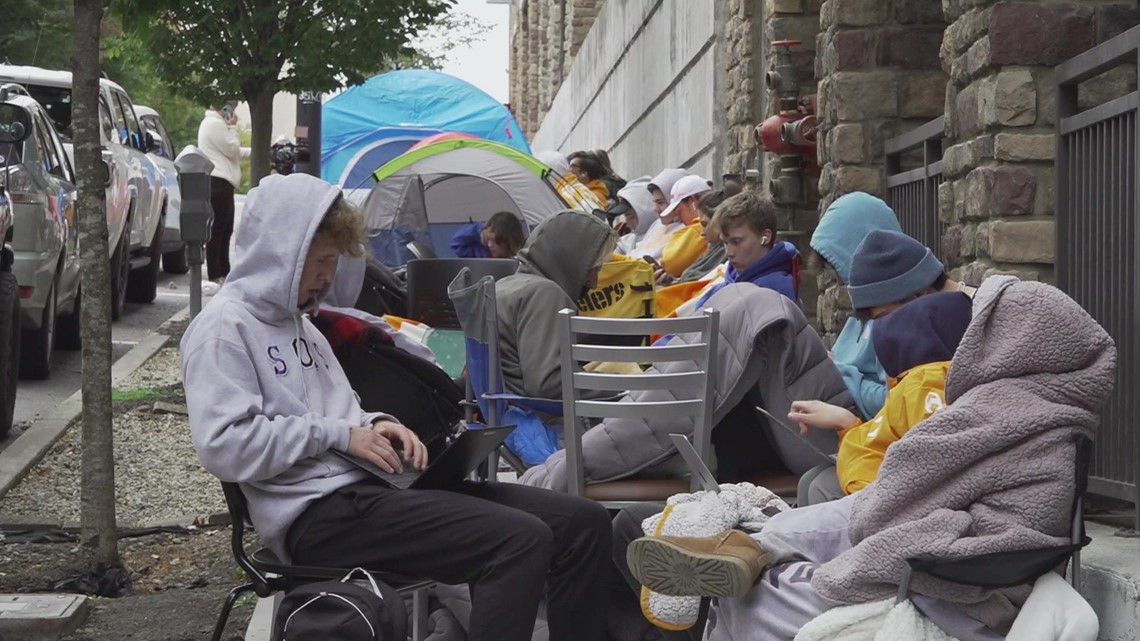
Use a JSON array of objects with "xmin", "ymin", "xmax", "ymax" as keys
[
  {"xmin": 1056, "ymin": 25, "xmax": 1140, "ymax": 529},
  {"xmin": 885, "ymin": 117, "xmax": 946, "ymax": 260}
]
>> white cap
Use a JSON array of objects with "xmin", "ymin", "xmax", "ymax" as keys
[{"xmin": 660, "ymin": 175, "xmax": 712, "ymax": 218}]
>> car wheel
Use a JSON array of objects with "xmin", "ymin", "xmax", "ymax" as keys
[
  {"xmin": 163, "ymin": 244, "xmax": 189, "ymax": 274},
  {"xmin": 110, "ymin": 222, "xmax": 130, "ymax": 321},
  {"xmin": 127, "ymin": 213, "xmax": 163, "ymax": 304},
  {"xmin": 20, "ymin": 277, "xmax": 55, "ymax": 380},
  {"xmin": 0, "ymin": 272, "xmax": 21, "ymax": 438},
  {"xmin": 57, "ymin": 286, "xmax": 81, "ymax": 351}
]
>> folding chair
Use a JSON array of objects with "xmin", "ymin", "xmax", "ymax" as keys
[
  {"xmin": 896, "ymin": 436, "xmax": 1093, "ymax": 603},
  {"xmin": 448, "ymin": 268, "xmax": 563, "ymax": 473},
  {"xmin": 211, "ymin": 482, "xmax": 435, "ymax": 641},
  {"xmin": 560, "ymin": 308, "xmax": 720, "ymax": 508},
  {"xmin": 406, "ymin": 258, "xmax": 519, "ymax": 329}
]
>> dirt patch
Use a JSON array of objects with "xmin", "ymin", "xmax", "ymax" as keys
[{"xmin": 0, "ymin": 527, "xmax": 254, "ymax": 640}]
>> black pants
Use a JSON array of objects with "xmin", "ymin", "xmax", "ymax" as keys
[
  {"xmin": 207, "ymin": 176, "xmax": 235, "ymax": 280},
  {"xmin": 287, "ymin": 480, "xmax": 612, "ymax": 641}
]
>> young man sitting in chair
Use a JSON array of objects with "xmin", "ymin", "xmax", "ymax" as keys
[{"xmin": 181, "ymin": 173, "xmax": 612, "ymax": 641}]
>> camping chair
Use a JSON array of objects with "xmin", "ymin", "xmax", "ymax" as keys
[
  {"xmin": 560, "ymin": 308, "xmax": 720, "ymax": 508},
  {"xmin": 896, "ymin": 436, "xmax": 1093, "ymax": 604},
  {"xmin": 212, "ymin": 482, "xmax": 435, "ymax": 641},
  {"xmin": 407, "ymin": 240, "xmax": 439, "ymax": 260},
  {"xmin": 406, "ymin": 258, "xmax": 519, "ymax": 329},
  {"xmin": 447, "ymin": 268, "xmax": 563, "ymax": 474}
]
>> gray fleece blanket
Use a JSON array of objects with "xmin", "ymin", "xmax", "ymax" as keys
[
  {"xmin": 519, "ymin": 284, "xmax": 854, "ymax": 491},
  {"xmin": 812, "ymin": 277, "xmax": 1117, "ymax": 633}
]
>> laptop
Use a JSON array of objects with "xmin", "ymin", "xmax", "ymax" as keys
[
  {"xmin": 669, "ymin": 433, "xmax": 721, "ymax": 493},
  {"xmin": 334, "ymin": 425, "xmax": 515, "ymax": 490},
  {"xmin": 755, "ymin": 406, "xmax": 838, "ymax": 463}
]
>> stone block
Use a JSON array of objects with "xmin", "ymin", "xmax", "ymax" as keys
[
  {"xmin": 1078, "ymin": 65, "xmax": 1137, "ymax": 111},
  {"xmin": 941, "ymin": 224, "xmax": 964, "ymax": 262},
  {"xmin": 833, "ymin": 72, "xmax": 899, "ymax": 120},
  {"xmin": 943, "ymin": 135, "xmax": 993, "ymax": 179},
  {"xmin": 900, "ymin": 71, "xmax": 949, "ymax": 119},
  {"xmin": 1035, "ymin": 67, "xmax": 1058, "ymax": 126},
  {"xmin": 769, "ymin": 17, "xmax": 820, "ymax": 47},
  {"xmin": 834, "ymin": 29, "xmax": 874, "ymax": 70},
  {"xmin": 953, "ymin": 81, "xmax": 979, "ymax": 137},
  {"xmin": 818, "ymin": 163, "xmax": 837, "ymax": 196},
  {"xmin": 989, "ymin": 2, "xmax": 1095, "ymax": 67},
  {"xmin": 990, "ymin": 166, "xmax": 1036, "ymax": 215},
  {"xmin": 965, "ymin": 36, "xmax": 990, "ymax": 79},
  {"xmin": 960, "ymin": 222, "xmax": 977, "ymax": 258},
  {"xmin": 1098, "ymin": 4, "xmax": 1140, "ymax": 42},
  {"xmin": 975, "ymin": 221, "xmax": 992, "ymax": 257},
  {"xmin": 990, "ymin": 219, "xmax": 1054, "ymax": 263},
  {"xmin": 963, "ymin": 167, "xmax": 994, "ymax": 219},
  {"xmin": 994, "ymin": 133, "xmax": 1055, "ymax": 162},
  {"xmin": 1035, "ymin": 167, "xmax": 1056, "ymax": 216},
  {"xmin": 946, "ymin": 7, "xmax": 991, "ymax": 56},
  {"xmin": 878, "ymin": 26, "xmax": 945, "ymax": 69},
  {"xmin": 834, "ymin": 0, "xmax": 891, "ymax": 26},
  {"xmin": 832, "ymin": 123, "xmax": 866, "ymax": 163},
  {"xmin": 938, "ymin": 180, "xmax": 957, "ymax": 223},
  {"xmin": 993, "ymin": 70, "xmax": 1036, "ymax": 126},
  {"xmin": 984, "ymin": 265, "xmax": 1045, "ymax": 282},
  {"xmin": 835, "ymin": 165, "xmax": 884, "ymax": 195},
  {"xmin": 961, "ymin": 260, "xmax": 992, "ymax": 285},
  {"xmin": 894, "ymin": 0, "xmax": 946, "ymax": 24},
  {"xmin": 821, "ymin": 0, "xmax": 836, "ymax": 30},
  {"xmin": 943, "ymin": 0, "xmax": 964, "ymax": 23},
  {"xmin": 773, "ymin": 0, "xmax": 805, "ymax": 14}
]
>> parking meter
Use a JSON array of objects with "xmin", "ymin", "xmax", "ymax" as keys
[{"xmin": 174, "ymin": 146, "xmax": 214, "ymax": 318}]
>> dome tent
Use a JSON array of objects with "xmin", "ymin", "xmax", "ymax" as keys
[
  {"xmin": 321, "ymin": 69, "xmax": 529, "ymax": 198},
  {"xmin": 362, "ymin": 139, "xmax": 595, "ymax": 266}
]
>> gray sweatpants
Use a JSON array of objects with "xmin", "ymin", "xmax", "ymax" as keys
[
  {"xmin": 704, "ymin": 496, "xmax": 1005, "ymax": 641},
  {"xmin": 795, "ymin": 464, "xmax": 845, "ymax": 507}
]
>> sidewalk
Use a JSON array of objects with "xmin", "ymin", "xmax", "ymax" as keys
[{"xmin": 1081, "ymin": 521, "xmax": 1140, "ymax": 641}]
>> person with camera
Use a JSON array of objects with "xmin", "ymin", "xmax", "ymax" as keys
[{"xmin": 197, "ymin": 100, "xmax": 242, "ymax": 285}]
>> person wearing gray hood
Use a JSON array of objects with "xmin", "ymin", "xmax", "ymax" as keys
[
  {"xmin": 497, "ymin": 209, "xmax": 619, "ymax": 399},
  {"xmin": 181, "ymin": 174, "xmax": 612, "ymax": 641}
]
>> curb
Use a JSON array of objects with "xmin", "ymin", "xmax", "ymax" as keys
[{"xmin": 0, "ymin": 305, "xmax": 189, "ymax": 501}]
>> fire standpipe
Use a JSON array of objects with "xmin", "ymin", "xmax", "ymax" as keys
[{"xmin": 754, "ymin": 39, "xmax": 819, "ymax": 204}]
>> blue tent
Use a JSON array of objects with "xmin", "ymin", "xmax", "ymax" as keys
[{"xmin": 321, "ymin": 69, "xmax": 530, "ymax": 196}]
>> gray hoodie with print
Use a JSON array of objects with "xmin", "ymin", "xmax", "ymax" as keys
[{"xmin": 180, "ymin": 174, "xmax": 390, "ymax": 561}]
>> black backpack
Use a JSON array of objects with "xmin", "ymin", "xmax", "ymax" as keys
[{"xmin": 274, "ymin": 569, "xmax": 407, "ymax": 641}]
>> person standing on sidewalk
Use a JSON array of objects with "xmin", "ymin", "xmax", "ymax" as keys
[{"xmin": 197, "ymin": 100, "xmax": 242, "ymax": 284}]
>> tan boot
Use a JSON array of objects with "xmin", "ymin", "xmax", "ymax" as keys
[{"xmin": 627, "ymin": 529, "xmax": 769, "ymax": 598}]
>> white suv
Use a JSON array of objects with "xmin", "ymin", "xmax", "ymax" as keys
[{"xmin": 0, "ymin": 65, "xmax": 166, "ymax": 320}]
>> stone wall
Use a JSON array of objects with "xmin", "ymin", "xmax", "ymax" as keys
[{"xmin": 939, "ymin": 0, "xmax": 1138, "ymax": 287}]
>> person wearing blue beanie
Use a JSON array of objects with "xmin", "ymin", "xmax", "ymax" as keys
[
  {"xmin": 848, "ymin": 229, "xmax": 947, "ymax": 317},
  {"xmin": 809, "ymin": 193, "xmax": 903, "ymax": 420}
]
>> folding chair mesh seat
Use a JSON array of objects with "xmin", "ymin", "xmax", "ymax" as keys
[{"xmin": 211, "ymin": 482, "xmax": 435, "ymax": 641}]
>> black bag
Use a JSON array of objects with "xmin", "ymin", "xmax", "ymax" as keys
[
  {"xmin": 274, "ymin": 569, "xmax": 407, "ymax": 641},
  {"xmin": 355, "ymin": 257, "xmax": 408, "ymax": 318}
]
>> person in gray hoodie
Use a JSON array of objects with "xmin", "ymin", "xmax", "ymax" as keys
[
  {"xmin": 496, "ymin": 209, "xmax": 619, "ymax": 399},
  {"xmin": 181, "ymin": 174, "xmax": 612, "ymax": 641}
]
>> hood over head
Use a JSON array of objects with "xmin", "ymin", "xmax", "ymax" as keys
[
  {"xmin": 872, "ymin": 291, "xmax": 971, "ymax": 378},
  {"xmin": 616, "ymin": 176, "xmax": 657, "ymax": 236},
  {"xmin": 325, "ymin": 254, "xmax": 367, "ymax": 308},
  {"xmin": 516, "ymin": 209, "xmax": 614, "ymax": 298},
  {"xmin": 224, "ymin": 173, "xmax": 343, "ymax": 321},
  {"xmin": 945, "ymin": 277, "xmax": 1117, "ymax": 411},
  {"xmin": 536, "ymin": 150, "xmax": 570, "ymax": 177},
  {"xmin": 811, "ymin": 192, "xmax": 902, "ymax": 282},
  {"xmin": 648, "ymin": 168, "xmax": 688, "ymax": 198}
]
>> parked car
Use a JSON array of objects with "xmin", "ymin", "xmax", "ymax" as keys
[
  {"xmin": 0, "ymin": 65, "xmax": 167, "ymax": 322},
  {"xmin": 135, "ymin": 105, "xmax": 187, "ymax": 274},
  {"xmin": 0, "ymin": 83, "xmax": 80, "ymax": 380},
  {"xmin": 0, "ymin": 97, "xmax": 27, "ymax": 435}
]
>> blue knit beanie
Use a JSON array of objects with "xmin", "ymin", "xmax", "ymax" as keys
[{"xmin": 848, "ymin": 230, "xmax": 944, "ymax": 309}]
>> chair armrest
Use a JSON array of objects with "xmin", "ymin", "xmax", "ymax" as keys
[
  {"xmin": 483, "ymin": 393, "xmax": 564, "ymax": 416},
  {"xmin": 906, "ymin": 543, "xmax": 1085, "ymax": 589}
]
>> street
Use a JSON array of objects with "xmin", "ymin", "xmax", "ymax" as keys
[{"xmin": 0, "ymin": 195, "xmax": 246, "ymax": 453}]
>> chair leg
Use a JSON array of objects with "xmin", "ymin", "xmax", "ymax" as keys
[
  {"xmin": 895, "ymin": 565, "xmax": 913, "ymax": 605},
  {"xmin": 1070, "ymin": 549, "xmax": 1082, "ymax": 588},
  {"xmin": 211, "ymin": 583, "xmax": 254, "ymax": 641},
  {"xmin": 412, "ymin": 587, "xmax": 430, "ymax": 641}
]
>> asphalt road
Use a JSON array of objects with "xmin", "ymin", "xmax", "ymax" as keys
[{"xmin": 0, "ymin": 195, "xmax": 246, "ymax": 452}]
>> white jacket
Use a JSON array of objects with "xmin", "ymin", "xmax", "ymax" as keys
[{"xmin": 197, "ymin": 110, "xmax": 242, "ymax": 188}]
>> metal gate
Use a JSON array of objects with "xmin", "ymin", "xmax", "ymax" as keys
[
  {"xmin": 886, "ymin": 117, "xmax": 946, "ymax": 259},
  {"xmin": 1056, "ymin": 25, "xmax": 1140, "ymax": 529}
]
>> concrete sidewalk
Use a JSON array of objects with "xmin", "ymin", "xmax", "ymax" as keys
[{"xmin": 1080, "ymin": 521, "xmax": 1140, "ymax": 641}]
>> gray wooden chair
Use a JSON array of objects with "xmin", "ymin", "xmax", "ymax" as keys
[{"xmin": 559, "ymin": 308, "xmax": 720, "ymax": 508}]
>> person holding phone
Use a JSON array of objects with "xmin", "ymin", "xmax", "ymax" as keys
[{"xmin": 198, "ymin": 100, "xmax": 243, "ymax": 285}]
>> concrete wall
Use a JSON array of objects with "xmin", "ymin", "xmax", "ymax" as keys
[{"xmin": 530, "ymin": 0, "xmax": 722, "ymax": 180}]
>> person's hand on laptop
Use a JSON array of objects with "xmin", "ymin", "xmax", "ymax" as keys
[
  {"xmin": 347, "ymin": 425, "xmax": 406, "ymax": 473},
  {"xmin": 372, "ymin": 420, "xmax": 429, "ymax": 471},
  {"xmin": 788, "ymin": 400, "xmax": 859, "ymax": 436}
]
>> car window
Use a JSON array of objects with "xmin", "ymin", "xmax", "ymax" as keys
[
  {"xmin": 152, "ymin": 116, "xmax": 176, "ymax": 159},
  {"xmin": 112, "ymin": 92, "xmax": 142, "ymax": 151},
  {"xmin": 36, "ymin": 110, "xmax": 73, "ymax": 183},
  {"xmin": 104, "ymin": 91, "xmax": 127, "ymax": 145},
  {"xmin": 32, "ymin": 116, "xmax": 58, "ymax": 175},
  {"xmin": 98, "ymin": 99, "xmax": 115, "ymax": 144},
  {"xmin": 23, "ymin": 84, "xmax": 72, "ymax": 140}
]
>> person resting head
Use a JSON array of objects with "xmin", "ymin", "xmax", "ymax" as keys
[
  {"xmin": 847, "ymin": 229, "xmax": 949, "ymax": 321},
  {"xmin": 648, "ymin": 168, "xmax": 689, "ymax": 222},
  {"xmin": 480, "ymin": 211, "xmax": 528, "ymax": 259}
]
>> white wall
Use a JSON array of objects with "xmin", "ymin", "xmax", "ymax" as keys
[{"xmin": 531, "ymin": 0, "xmax": 720, "ymax": 180}]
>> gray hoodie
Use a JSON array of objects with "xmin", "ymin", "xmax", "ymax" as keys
[
  {"xmin": 180, "ymin": 174, "xmax": 390, "ymax": 561},
  {"xmin": 496, "ymin": 209, "xmax": 613, "ymax": 399}
]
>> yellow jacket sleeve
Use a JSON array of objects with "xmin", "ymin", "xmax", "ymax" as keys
[
  {"xmin": 836, "ymin": 361, "xmax": 950, "ymax": 494},
  {"xmin": 661, "ymin": 223, "xmax": 709, "ymax": 278}
]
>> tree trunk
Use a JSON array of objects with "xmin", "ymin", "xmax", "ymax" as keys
[
  {"xmin": 73, "ymin": 0, "xmax": 120, "ymax": 569},
  {"xmin": 246, "ymin": 87, "xmax": 276, "ymax": 187}
]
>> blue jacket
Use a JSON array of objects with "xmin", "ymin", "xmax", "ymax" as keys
[
  {"xmin": 695, "ymin": 241, "xmax": 798, "ymax": 308},
  {"xmin": 450, "ymin": 222, "xmax": 492, "ymax": 258},
  {"xmin": 810, "ymin": 192, "xmax": 902, "ymax": 419}
]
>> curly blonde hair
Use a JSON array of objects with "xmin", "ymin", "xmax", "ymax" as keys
[{"xmin": 316, "ymin": 196, "xmax": 367, "ymax": 258}]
